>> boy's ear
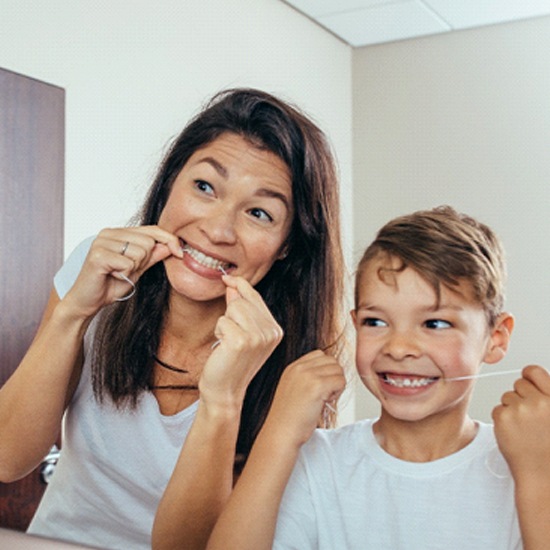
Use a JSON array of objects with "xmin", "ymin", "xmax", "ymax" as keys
[{"xmin": 484, "ymin": 312, "xmax": 515, "ymax": 364}]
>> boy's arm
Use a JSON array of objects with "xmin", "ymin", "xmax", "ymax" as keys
[
  {"xmin": 206, "ymin": 350, "xmax": 346, "ymax": 550},
  {"xmin": 492, "ymin": 365, "xmax": 550, "ymax": 550}
]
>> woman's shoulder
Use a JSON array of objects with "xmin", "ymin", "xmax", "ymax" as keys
[{"xmin": 54, "ymin": 236, "xmax": 95, "ymax": 298}]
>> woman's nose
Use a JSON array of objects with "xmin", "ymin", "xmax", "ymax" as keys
[
  {"xmin": 382, "ymin": 330, "xmax": 421, "ymax": 360},
  {"xmin": 200, "ymin": 204, "xmax": 238, "ymax": 244}
]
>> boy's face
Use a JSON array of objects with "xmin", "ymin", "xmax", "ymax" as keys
[{"xmin": 352, "ymin": 257, "xmax": 509, "ymax": 425}]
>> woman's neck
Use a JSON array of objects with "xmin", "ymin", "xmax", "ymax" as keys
[
  {"xmin": 162, "ymin": 292, "xmax": 225, "ymax": 352},
  {"xmin": 151, "ymin": 294, "xmax": 225, "ymax": 416}
]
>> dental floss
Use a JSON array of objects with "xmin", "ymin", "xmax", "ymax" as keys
[
  {"xmin": 485, "ymin": 445, "xmax": 511, "ymax": 479},
  {"xmin": 115, "ymin": 273, "xmax": 136, "ymax": 302},
  {"xmin": 322, "ymin": 401, "xmax": 337, "ymax": 427},
  {"xmin": 445, "ymin": 369, "xmax": 525, "ymax": 382},
  {"xmin": 358, "ymin": 368, "xmax": 534, "ymax": 384},
  {"xmin": 182, "ymin": 247, "xmax": 228, "ymax": 276}
]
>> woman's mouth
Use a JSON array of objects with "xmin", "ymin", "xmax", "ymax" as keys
[
  {"xmin": 379, "ymin": 373, "xmax": 439, "ymax": 389},
  {"xmin": 180, "ymin": 242, "xmax": 233, "ymax": 272}
]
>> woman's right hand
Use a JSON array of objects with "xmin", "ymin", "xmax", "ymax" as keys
[
  {"xmin": 198, "ymin": 274, "xmax": 284, "ymax": 411},
  {"xmin": 63, "ymin": 226, "xmax": 182, "ymax": 318}
]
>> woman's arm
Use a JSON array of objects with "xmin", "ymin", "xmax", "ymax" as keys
[
  {"xmin": 152, "ymin": 275, "xmax": 288, "ymax": 550},
  {"xmin": 0, "ymin": 226, "xmax": 182, "ymax": 482},
  {"xmin": 206, "ymin": 350, "xmax": 346, "ymax": 550},
  {"xmin": 0, "ymin": 289, "xmax": 87, "ymax": 480},
  {"xmin": 493, "ymin": 365, "xmax": 550, "ymax": 550}
]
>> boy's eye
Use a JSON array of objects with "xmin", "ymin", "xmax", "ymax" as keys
[
  {"xmin": 362, "ymin": 317, "xmax": 387, "ymax": 327},
  {"xmin": 425, "ymin": 319, "xmax": 451, "ymax": 329},
  {"xmin": 249, "ymin": 207, "xmax": 273, "ymax": 223},
  {"xmin": 195, "ymin": 180, "xmax": 214, "ymax": 195}
]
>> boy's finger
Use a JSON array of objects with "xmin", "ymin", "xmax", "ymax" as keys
[{"xmin": 522, "ymin": 365, "xmax": 550, "ymax": 396}]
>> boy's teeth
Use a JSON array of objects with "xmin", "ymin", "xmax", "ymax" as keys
[
  {"xmin": 383, "ymin": 374, "xmax": 437, "ymax": 388},
  {"xmin": 182, "ymin": 245, "xmax": 229, "ymax": 270}
]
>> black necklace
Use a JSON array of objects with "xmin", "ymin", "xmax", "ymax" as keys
[
  {"xmin": 153, "ymin": 354, "xmax": 189, "ymax": 373},
  {"xmin": 150, "ymin": 355, "xmax": 198, "ymax": 391}
]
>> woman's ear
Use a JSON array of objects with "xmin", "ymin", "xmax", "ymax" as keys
[
  {"xmin": 484, "ymin": 312, "xmax": 515, "ymax": 364},
  {"xmin": 277, "ymin": 245, "xmax": 289, "ymax": 260}
]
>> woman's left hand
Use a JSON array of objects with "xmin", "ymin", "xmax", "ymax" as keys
[
  {"xmin": 198, "ymin": 275, "xmax": 283, "ymax": 411},
  {"xmin": 493, "ymin": 365, "xmax": 550, "ymax": 479}
]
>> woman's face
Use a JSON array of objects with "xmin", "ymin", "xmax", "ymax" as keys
[{"xmin": 158, "ymin": 133, "xmax": 293, "ymax": 302}]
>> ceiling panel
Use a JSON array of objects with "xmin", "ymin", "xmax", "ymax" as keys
[
  {"xmin": 426, "ymin": 0, "xmax": 550, "ymax": 29},
  {"xmin": 281, "ymin": 0, "xmax": 550, "ymax": 46},
  {"xmin": 281, "ymin": 0, "xmax": 390, "ymax": 18},
  {"xmin": 318, "ymin": 1, "xmax": 450, "ymax": 48}
]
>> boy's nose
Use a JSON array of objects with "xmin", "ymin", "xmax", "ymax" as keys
[{"xmin": 382, "ymin": 331, "xmax": 421, "ymax": 360}]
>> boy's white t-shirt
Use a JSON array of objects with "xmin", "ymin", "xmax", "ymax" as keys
[
  {"xmin": 27, "ymin": 237, "xmax": 199, "ymax": 550},
  {"xmin": 273, "ymin": 419, "xmax": 522, "ymax": 550}
]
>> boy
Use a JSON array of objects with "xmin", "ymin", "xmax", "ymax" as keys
[{"xmin": 207, "ymin": 206, "xmax": 550, "ymax": 549}]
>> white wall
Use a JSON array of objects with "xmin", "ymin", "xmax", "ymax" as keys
[
  {"xmin": 0, "ymin": 0, "xmax": 355, "ymax": 423},
  {"xmin": 352, "ymin": 16, "xmax": 550, "ymax": 422},
  {"xmin": 0, "ymin": 0, "xmax": 352, "ymax": 255}
]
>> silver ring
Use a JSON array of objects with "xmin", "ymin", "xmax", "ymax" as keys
[{"xmin": 121, "ymin": 241, "xmax": 130, "ymax": 256}]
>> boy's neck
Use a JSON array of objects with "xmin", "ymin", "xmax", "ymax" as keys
[{"xmin": 373, "ymin": 413, "xmax": 478, "ymax": 462}]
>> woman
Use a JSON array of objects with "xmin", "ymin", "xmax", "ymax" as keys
[{"xmin": 0, "ymin": 88, "xmax": 346, "ymax": 550}]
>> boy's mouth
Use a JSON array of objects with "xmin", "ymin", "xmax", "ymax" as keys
[{"xmin": 379, "ymin": 373, "xmax": 439, "ymax": 388}]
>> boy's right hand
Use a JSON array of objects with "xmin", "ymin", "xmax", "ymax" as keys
[
  {"xmin": 262, "ymin": 350, "xmax": 347, "ymax": 448},
  {"xmin": 493, "ymin": 365, "xmax": 550, "ymax": 480}
]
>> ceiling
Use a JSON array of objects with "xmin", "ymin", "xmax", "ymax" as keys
[{"xmin": 281, "ymin": 0, "xmax": 550, "ymax": 47}]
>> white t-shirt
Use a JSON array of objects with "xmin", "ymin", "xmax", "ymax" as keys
[
  {"xmin": 28, "ymin": 237, "xmax": 199, "ymax": 550},
  {"xmin": 273, "ymin": 419, "xmax": 522, "ymax": 550}
]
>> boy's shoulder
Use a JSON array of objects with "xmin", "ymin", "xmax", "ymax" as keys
[
  {"xmin": 300, "ymin": 419, "xmax": 498, "ymax": 467},
  {"xmin": 299, "ymin": 418, "xmax": 377, "ymax": 461}
]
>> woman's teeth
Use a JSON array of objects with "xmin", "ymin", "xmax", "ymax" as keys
[
  {"xmin": 182, "ymin": 244, "xmax": 230, "ymax": 271},
  {"xmin": 381, "ymin": 374, "xmax": 438, "ymax": 388}
]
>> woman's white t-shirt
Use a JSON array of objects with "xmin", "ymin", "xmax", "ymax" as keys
[{"xmin": 28, "ymin": 237, "xmax": 199, "ymax": 550}]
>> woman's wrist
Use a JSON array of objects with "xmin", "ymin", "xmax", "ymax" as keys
[
  {"xmin": 197, "ymin": 396, "xmax": 243, "ymax": 427},
  {"xmin": 56, "ymin": 292, "xmax": 100, "ymax": 326}
]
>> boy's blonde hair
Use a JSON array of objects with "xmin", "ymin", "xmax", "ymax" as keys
[{"xmin": 355, "ymin": 205, "xmax": 506, "ymax": 327}]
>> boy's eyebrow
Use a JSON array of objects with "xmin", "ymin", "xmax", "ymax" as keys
[
  {"xmin": 355, "ymin": 302, "xmax": 385, "ymax": 312},
  {"xmin": 355, "ymin": 302, "xmax": 464, "ymax": 312},
  {"xmin": 427, "ymin": 303, "xmax": 464, "ymax": 312}
]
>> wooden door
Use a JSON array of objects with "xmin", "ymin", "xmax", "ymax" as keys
[{"xmin": 0, "ymin": 67, "xmax": 64, "ymax": 530}]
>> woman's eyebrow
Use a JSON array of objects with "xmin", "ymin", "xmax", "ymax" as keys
[
  {"xmin": 197, "ymin": 156, "xmax": 228, "ymax": 178},
  {"xmin": 256, "ymin": 188, "xmax": 291, "ymax": 211}
]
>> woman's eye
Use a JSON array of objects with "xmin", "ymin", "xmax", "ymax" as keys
[
  {"xmin": 362, "ymin": 317, "xmax": 387, "ymax": 327},
  {"xmin": 195, "ymin": 180, "xmax": 214, "ymax": 195},
  {"xmin": 249, "ymin": 207, "xmax": 273, "ymax": 223},
  {"xmin": 425, "ymin": 319, "xmax": 451, "ymax": 329}
]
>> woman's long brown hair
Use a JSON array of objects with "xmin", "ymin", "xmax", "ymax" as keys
[{"xmin": 92, "ymin": 88, "xmax": 346, "ymax": 464}]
